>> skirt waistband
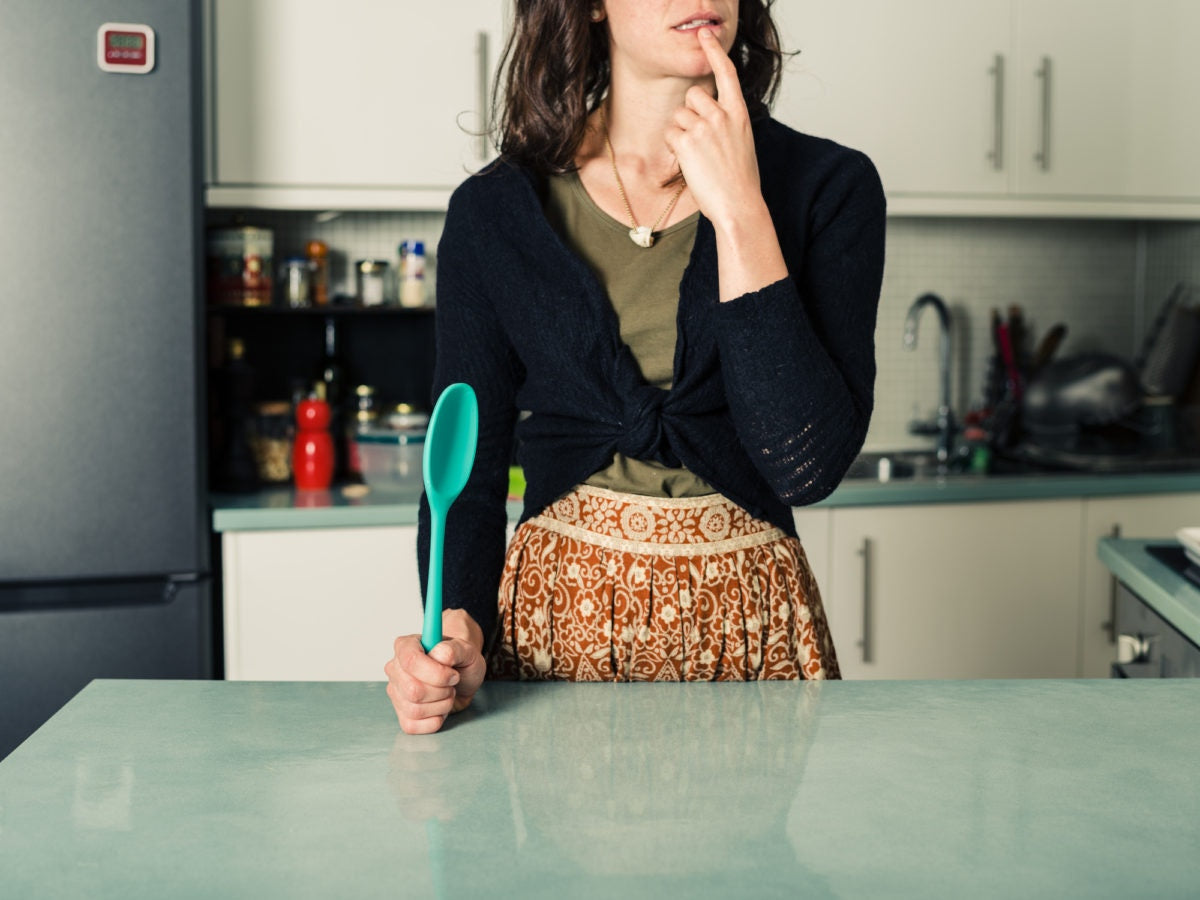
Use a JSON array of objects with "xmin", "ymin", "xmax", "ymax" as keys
[{"xmin": 529, "ymin": 484, "xmax": 786, "ymax": 557}]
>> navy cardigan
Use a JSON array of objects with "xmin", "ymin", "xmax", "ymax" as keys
[{"xmin": 418, "ymin": 116, "xmax": 887, "ymax": 642}]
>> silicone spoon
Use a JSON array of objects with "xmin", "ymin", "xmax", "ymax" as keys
[{"xmin": 420, "ymin": 383, "xmax": 479, "ymax": 652}]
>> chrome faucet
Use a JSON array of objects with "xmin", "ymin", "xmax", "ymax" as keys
[{"xmin": 903, "ymin": 292, "xmax": 955, "ymax": 468}]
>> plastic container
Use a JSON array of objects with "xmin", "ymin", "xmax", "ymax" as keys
[
  {"xmin": 353, "ymin": 428, "xmax": 426, "ymax": 489},
  {"xmin": 397, "ymin": 240, "xmax": 426, "ymax": 308}
]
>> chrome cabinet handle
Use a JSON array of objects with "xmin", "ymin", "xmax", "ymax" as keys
[
  {"xmin": 1034, "ymin": 56, "xmax": 1052, "ymax": 171},
  {"xmin": 987, "ymin": 54, "xmax": 1005, "ymax": 170},
  {"xmin": 476, "ymin": 31, "xmax": 491, "ymax": 161},
  {"xmin": 858, "ymin": 537, "xmax": 873, "ymax": 664},
  {"xmin": 1102, "ymin": 523, "xmax": 1121, "ymax": 643}
]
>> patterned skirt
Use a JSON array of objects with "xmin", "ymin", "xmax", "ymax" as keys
[{"xmin": 488, "ymin": 485, "xmax": 840, "ymax": 682}]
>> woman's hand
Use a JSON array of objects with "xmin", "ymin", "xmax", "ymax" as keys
[
  {"xmin": 664, "ymin": 27, "xmax": 761, "ymax": 230},
  {"xmin": 664, "ymin": 28, "xmax": 788, "ymax": 302},
  {"xmin": 385, "ymin": 608, "xmax": 487, "ymax": 735}
]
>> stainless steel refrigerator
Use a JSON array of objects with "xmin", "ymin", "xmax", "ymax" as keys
[{"xmin": 0, "ymin": 0, "xmax": 212, "ymax": 759}]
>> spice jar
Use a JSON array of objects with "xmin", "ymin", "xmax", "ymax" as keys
[
  {"xmin": 355, "ymin": 259, "xmax": 389, "ymax": 307},
  {"xmin": 249, "ymin": 401, "xmax": 294, "ymax": 484},
  {"xmin": 306, "ymin": 240, "xmax": 330, "ymax": 306}
]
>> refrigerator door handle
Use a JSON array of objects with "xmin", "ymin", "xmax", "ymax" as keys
[{"xmin": 0, "ymin": 576, "xmax": 206, "ymax": 614}]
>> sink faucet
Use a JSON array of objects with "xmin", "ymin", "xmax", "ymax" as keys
[{"xmin": 903, "ymin": 292, "xmax": 954, "ymax": 468}]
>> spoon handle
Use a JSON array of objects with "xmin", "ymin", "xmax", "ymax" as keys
[{"xmin": 421, "ymin": 510, "xmax": 446, "ymax": 652}]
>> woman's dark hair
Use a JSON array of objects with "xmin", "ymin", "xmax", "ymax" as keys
[{"xmin": 493, "ymin": 0, "xmax": 784, "ymax": 175}]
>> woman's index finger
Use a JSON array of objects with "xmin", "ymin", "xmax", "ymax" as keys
[{"xmin": 699, "ymin": 27, "xmax": 744, "ymax": 110}]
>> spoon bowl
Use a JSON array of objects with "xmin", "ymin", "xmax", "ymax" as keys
[{"xmin": 420, "ymin": 383, "xmax": 479, "ymax": 651}]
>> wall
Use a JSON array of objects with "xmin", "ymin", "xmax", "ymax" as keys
[{"xmin": 216, "ymin": 208, "xmax": 1200, "ymax": 449}]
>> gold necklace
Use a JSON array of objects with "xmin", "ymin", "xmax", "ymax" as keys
[{"xmin": 601, "ymin": 107, "xmax": 686, "ymax": 248}]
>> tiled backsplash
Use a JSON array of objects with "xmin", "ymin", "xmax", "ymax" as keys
[{"xmin": 217, "ymin": 208, "xmax": 1199, "ymax": 451}]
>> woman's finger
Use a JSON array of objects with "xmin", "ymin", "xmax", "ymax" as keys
[{"xmin": 698, "ymin": 27, "xmax": 745, "ymax": 114}]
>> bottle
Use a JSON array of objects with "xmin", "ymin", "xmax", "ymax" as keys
[
  {"xmin": 306, "ymin": 240, "xmax": 329, "ymax": 307},
  {"xmin": 292, "ymin": 397, "xmax": 334, "ymax": 490},
  {"xmin": 398, "ymin": 240, "xmax": 426, "ymax": 308},
  {"xmin": 215, "ymin": 337, "xmax": 258, "ymax": 492},
  {"xmin": 315, "ymin": 316, "xmax": 349, "ymax": 480}
]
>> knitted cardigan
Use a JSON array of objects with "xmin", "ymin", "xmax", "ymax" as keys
[{"xmin": 417, "ymin": 116, "xmax": 887, "ymax": 642}]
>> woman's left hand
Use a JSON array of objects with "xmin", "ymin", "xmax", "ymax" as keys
[{"xmin": 664, "ymin": 27, "xmax": 762, "ymax": 231}]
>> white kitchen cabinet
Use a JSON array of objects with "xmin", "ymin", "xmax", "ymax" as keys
[
  {"xmin": 773, "ymin": 0, "xmax": 1200, "ymax": 217},
  {"xmin": 206, "ymin": 0, "xmax": 507, "ymax": 209},
  {"xmin": 823, "ymin": 500, "xmax": 1082, "ymax": 679},
  {"xmin": 1079, "ymin": 493, "xmax": 1200, "ymax": 678},
  {"xmin": 221, "ymin": 526, "xmax": 424, "ymax": 680},
  {"xmin": 792, "ymin": 507, "xmax": 833, "ymax": 619},
  {"xmin": 1013, "ymin": 0, "xmax": 1200, "ymax": 203},
  {"xmin": 774, "ymin": 0, "xmax": 1013, "ymax": 200}
]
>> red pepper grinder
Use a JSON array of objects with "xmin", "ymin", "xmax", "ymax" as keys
[{"xmin": 293, "ymin": 397, "xmax": 334, "ymax": 490}]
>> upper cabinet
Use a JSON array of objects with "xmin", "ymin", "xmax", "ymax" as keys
[
  {"xmin": 205, "ymin": 0, "xmax": 507, "ymax": 210},
  {"xmin": 773, "ymin": 0, "xmax": 1200, "ymax": 218}
]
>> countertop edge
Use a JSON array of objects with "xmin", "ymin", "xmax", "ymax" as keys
[
  {"xmin": 212, "ymin": 473, "xmax": 1200, "ymax": 533},
  {"xmin": 1097, "ymin": 537, "xmax": 1200, "ymax": 649}
]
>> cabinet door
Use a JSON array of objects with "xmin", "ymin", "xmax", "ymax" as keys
[
  {"xmin": 211, "ymin": 0, "xmax": 504, "ymax": 190},
  {"xmin": 827, "ymin": 501, "xmax": 1081, "ymax": 679},
  {"xmin": 773, "ymin": 0, "xmax": 1013, "ymax": 197},
  {"xmin": 1080, "ymin": 493, "xmax": 1200, "ymax": 678},
  {"xmin": 222, "ymin": 526, "xmax": 424, "ymax": 680},
  {"xmin": 1015, "ymin": 0, "xmax": 1200, "ymax": 200}
]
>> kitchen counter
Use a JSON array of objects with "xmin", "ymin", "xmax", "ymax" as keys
[
  {"xmin": 2, "ymin": 679, "xmax": 1198, "ymax": 898},
  {"xmin": 1098, "ymin": 537, "xmax": 1200, "ymax": 649},
  {"xmin": 211, "ymin": 470, "xmax": 1200, "ymax": 531}
]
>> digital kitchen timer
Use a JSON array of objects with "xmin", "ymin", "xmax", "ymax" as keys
[{"xmin": 97, "ymin": 23, "xmax": 155, "ymax": 74}]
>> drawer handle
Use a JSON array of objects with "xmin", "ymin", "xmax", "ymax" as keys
[
  {"xmin": 1034, "ymin": 56, "xmax": 1052, "ymax": 171},
  {"xmin": 858, "ymin": 537, "xmax": 873, "ymax": 664},
  {"xmin": 1102, "ymin": 523, "xmax": 1121, "ymax": 643},
  {"xmin": 987, "ymin": 53, "xmax": 1005, "ymax": 170},
  {"xmin": 476, "ymin": 31, "xmax": 491, "ymax": 161}
]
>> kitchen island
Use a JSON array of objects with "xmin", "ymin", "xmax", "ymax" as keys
[{"xmin": 1, "ymin": 679, "xmax": 1197, "ymax": 898}]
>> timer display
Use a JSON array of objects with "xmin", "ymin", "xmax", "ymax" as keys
[{"xmin": 97, "ymin": 23, "xmax": 155, "ymax": 74}]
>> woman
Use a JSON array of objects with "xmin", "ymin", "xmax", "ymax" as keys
[{"xmin": 386, "ymin": 0, "xmax": 885, "ymax": 734}]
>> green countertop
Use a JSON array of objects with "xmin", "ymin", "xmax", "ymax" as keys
[
  {"xmin": 212, "ymin": 470, "xmax": 1200, "ymax": 532},
  {"xmin": 1098, "ymin": 537, "xmax": 1200, "ymax": 649},
  {"xmin": 2, "ymin": 679, "xmax": 1198, "ymax": 898}
]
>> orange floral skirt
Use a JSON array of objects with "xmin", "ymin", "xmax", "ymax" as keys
[{"xmin": 488, "ymin": 485, "xmax": 840, "ymax": 682}]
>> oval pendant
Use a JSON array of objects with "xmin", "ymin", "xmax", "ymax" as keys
[{"xmin": 629, "ymin": 226, "xmax": 654, "ymax": 248}]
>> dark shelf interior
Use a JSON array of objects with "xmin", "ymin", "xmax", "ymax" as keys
[{"xmin": 207, "ymin": 309, "xmax": 436, "ymax": 410}]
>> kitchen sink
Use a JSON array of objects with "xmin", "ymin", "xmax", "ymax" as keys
[{"xmin": 843, "ymin": 449, "xmax": 952, "ymax": 482}]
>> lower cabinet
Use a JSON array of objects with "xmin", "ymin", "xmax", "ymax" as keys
[
  {"xmin": 822, "ymin": 500, "xmax": 1083, "ymax": 679},
  {"xmin": 220, "ymin": 525, "xmax": 423, "ymax": 681},
  {"xmin": 220, "ymin": 494, "xmax": 1197, "ymax": 681}
]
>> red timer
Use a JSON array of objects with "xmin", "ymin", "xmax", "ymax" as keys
[{"xmin": 97, "ymin": 23, "xmax": 155, "ymax": 74}]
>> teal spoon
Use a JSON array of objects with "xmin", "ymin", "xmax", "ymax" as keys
[{"xmin": 420, "ymin": 383, "xmax": 479, "ymax": 652}]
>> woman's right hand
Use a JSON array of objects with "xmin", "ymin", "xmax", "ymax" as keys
[{"xmin": 385, "ymin": 609, "xmax": 487, "ymax": 735}]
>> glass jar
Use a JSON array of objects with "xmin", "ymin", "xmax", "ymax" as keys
[
  {"xmin": 346, "ymin": 385, "xmax": 380, "ymax": 479},
  {"xmin": 280, "ymin": 257, "xmax": 312, "ymax": 308},
  {"xmin": 356, "ymin": 259, "xmax": 389, "ymax": 307},
  {"xmin": 249, "ymin": 401, "xmax": 294, "ymax": 484}
]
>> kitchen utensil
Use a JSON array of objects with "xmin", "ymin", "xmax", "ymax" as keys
[
  {"xmin": 1137, "ymin": 283, "xmax": 1200, "ymax": 398},
  {"xmin": 1031, "ymin": 323, "xmax": 1068, "ymax": 374},
  {"xmin": 420, "ymin": 383, "xmax": 479, "ymax": 652},
  {"xmin": 996, "ymin": 320, "xmax": 1023, "ymax": 402}
]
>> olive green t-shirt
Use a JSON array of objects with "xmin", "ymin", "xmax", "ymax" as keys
[{"xmin": 544, "ymin": 171, "xmax": 715, "ymax": 498}]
